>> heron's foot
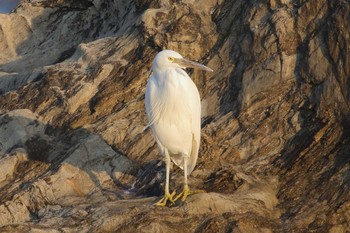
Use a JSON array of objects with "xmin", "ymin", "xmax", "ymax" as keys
[
  {"xmin": 155, "ymin": 190, "xmax": 176, "ymax": 207},
  {"xmin": 174, "ymin": 186, "xmax": 205, "ymax": 202}
]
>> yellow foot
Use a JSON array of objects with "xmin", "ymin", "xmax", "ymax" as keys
[
  {"xmin": 174, "ymin": 186, "xmax": 205, "ymax": 202},
  {"xmin": 155, "ymin": 190, "xmax": 176, "ymax": 206}
]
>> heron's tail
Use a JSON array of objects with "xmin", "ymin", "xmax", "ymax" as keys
[{"xmin": 171, "ymin": 134, "xmax": 198, "ymax": 175}]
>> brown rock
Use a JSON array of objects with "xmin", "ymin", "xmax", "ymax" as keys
[{"xmin": 0, "ymin": 0, "xmax": 350, "ymax": 232}]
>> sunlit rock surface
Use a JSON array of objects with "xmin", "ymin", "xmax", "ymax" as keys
[{"xmin": 0, "ymin": 0, "xmax": 349, "ymax": 232}]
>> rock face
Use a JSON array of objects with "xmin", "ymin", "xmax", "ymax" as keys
[{"xmin": 0, "ymin": 0, "xmax": 349, "ymax": 232}]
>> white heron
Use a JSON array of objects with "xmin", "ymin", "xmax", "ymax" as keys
[{"xmin": 145, "ymin": 50, "xmax": 213, "ymax": 206}]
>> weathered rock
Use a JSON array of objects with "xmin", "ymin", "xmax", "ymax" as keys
[
  {"xmin": 0, "ymin": 109, "xmax": 139, "ymax": 228},
  {"xmin": 0, "ymin": 0, "xmax": 350, "ymax": 232},
  {"xmin": 0, "ymin": 149, "xmax": 28, "ymax": 189}
]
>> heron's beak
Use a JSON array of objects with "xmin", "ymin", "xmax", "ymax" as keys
[{"xmin": 174, "ymin": 58, "xmax": 213, "ymax": 72}]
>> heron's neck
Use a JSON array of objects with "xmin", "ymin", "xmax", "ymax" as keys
[{"xmin": 152, "ymin": 67, "xmax": 187, "ymax": 84}]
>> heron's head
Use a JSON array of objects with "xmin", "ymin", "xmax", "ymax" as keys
[{"xmin": 151, "ymin": 50, "xmax": 213, "ymax": 72}]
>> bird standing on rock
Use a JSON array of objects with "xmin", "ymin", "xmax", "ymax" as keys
[{"xmin": 145, "ymin": 50, "xmax": 213, "ymax": 206}]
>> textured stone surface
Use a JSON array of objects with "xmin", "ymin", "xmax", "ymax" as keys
[{"xmin": 0, "ymin": 0, "xmax": 350, "ymax": 232}]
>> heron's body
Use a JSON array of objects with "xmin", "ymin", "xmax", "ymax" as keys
[
  {"xmin": 146, "ymin": 67, "xmax": 200, "ymax": 173},
  {"xmin": 145, "ymin": 50, "xmax": 212, "ymax": 206}
]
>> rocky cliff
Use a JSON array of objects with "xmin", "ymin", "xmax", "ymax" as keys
[{"xmin": 0, "ymin": 0, "xmax": 349, "ymax": 232}]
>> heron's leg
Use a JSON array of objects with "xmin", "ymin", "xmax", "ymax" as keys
[
  {"xmin": 165, "ymin": 149, "xmax": 171, "ymax": 196},
  {"xmin": 174, "ymin": 155, "xmax": 192, "ymax": 202},
  {"xmin": 155, "ymin": 149, "xmax": 176, "ymax": 206}
]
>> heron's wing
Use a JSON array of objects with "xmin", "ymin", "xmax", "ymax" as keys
[
  {"xmin": 176, "ymin": 69, "xmax": 201, "ymax": 174},
  {"xmin": 186, "ymin": 77, "xmax": 201, "ymax": 174},
  {"xmin": 145, "ymin": 70, "xmax": 188, "ymax": 129},
  {"xmin": 144, "ymin": 73, "xmax": 161, "ymax": 130}
]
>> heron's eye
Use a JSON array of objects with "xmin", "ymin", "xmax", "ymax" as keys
[{"xmin": 168, "ymin": 57, "xmax": 175, "ymax": 62}]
